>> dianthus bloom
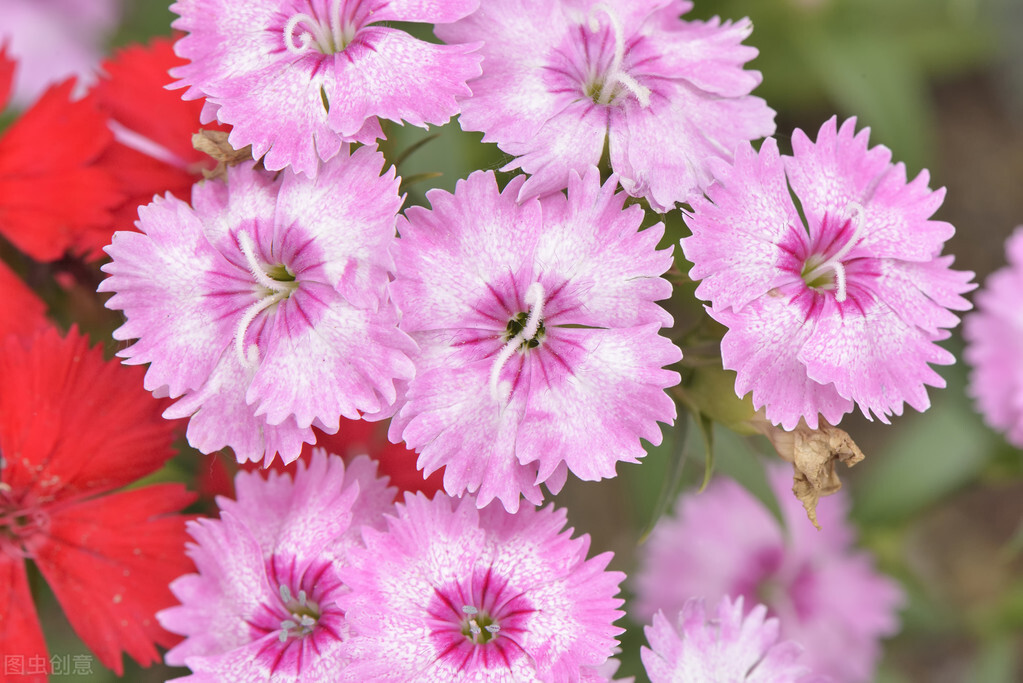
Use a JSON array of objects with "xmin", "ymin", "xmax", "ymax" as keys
[
  {"xmin": 436, "ymin": 0, "xmax": 775, "ymax": 210},
  {"xmin": 158, "ymin": 452, "xmax": 395, "ymax": 681},
  {"xmin": 169, "ymin": 0, "xmax": 483, "ymax": 176},
  {"xmin": 100, "ymin": 148, "xmax": 416, "ymax": 465},
  {"xmin": 642, "ymin": 597, "xmax": 825, "ymax": 683},
  {"xmin": 339, "ymin": 493, "xmax": 625, "ymax": 681},
  {"xmin": 633, "ymin": 465, "xmax": 902, "ymax": 682},
  {"xmin": 682, "ymin": 116, "xmax": 975, "ymax": 429},
  {"xmin": 390, "ymin": 169, "xmax": 680, "ymax": 511},
  {"xmin": 964, "ymin": 227, "xmax": 1023, "ymax": 447},
  {"xmin": 0, "ymin": 327, "xmax": 195, "ymax": 678}
]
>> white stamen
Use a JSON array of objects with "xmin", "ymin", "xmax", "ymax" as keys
[
  {"xmin": 280, "ymin": 585, "xmax": 292, "ymax": 603},
  {"xmin": 588, "ymin": 4, "xmax": 651, "ymax": 107},
  {"xmin": 832, "ymin": 261, "xmax": 848, "ymax": 302},
  {"xmin": 485, "ymin": 624, "xmax": 500, "ymax": 634},
  {"xmin": 234, "ymin": 290, "xmax": 287, "ymax": 369},
  {"xmin": 283, "ymin": 14, "xmax": 322, "ymax": 54},
  {"xmin": 329, "ymin": 0, "xmax": 346, "ymax": 53},
  {"xmin": 802, "ymin": 202, "xmax": 868, "ymax": 303},
  {"xmin": 283, "ymin": 0, "xmax": 350, "ymax": 55},
  {"xmin": 521, "ymin": 282, "xmax": 545, "ymax": 340},
  {"xmin": 462, "ymin": 606, "xmax": 479, "ymax": 615},
  {"xmin": 488, "ymin": 282, "xmax": 546, "ymax": 404},
  {"xmin": 238, "ymin": 232, "xmax": 291, "ymax": 295}
]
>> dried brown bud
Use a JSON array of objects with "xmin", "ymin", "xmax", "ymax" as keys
[
  {"xmin": 750, "ymin": 413, "xmax": 865, "ymax": 529},
  {"xmin": 192, "ymin": 129, "xmax": 253, "ymax": 179}
]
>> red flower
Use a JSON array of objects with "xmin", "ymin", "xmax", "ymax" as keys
[
  {"xmin": 91, "ymin": 38, "xmax": 227, "ymax": 251},
  {"xmin": 0, "ymin": 47, "xmax": 122, "ymax": 262},
  {"xmin": 0, "ymin": 327, "xmax": 195, "ymax": 678}
]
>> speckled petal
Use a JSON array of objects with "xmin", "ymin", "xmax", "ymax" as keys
[
  {"xmin": 712, "ymin": 291, "xmax": 853, "ymax": 431},
  {"xmin": 100, "ymin": 193, "xmax": 248, "ymax": 398},
  {"xmin": 681, "ymin": 138, "xmax": 801, "ymax": 313}
]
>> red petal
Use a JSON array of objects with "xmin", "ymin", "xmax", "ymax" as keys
[
  {"xmin": 90, "ymin": 38, "xmax": 229, "ymax": 257},
  {"xmin": 0, "ymin": 557, "xmax": 49, "ymax": 683},
  {"xmin": 0, "ymin": 80, "xmax": 121, "ymax": 261},
  {"xmin": 0, "ymin": 260, "xmax": 47, "ymax": 339},
  {"xmin": 33, "ymin": 484, "xmax": 196, "ymax": 674},
  {"xmin": 0, "ymin": 327, "xmax": 180, "ymax": 503}
]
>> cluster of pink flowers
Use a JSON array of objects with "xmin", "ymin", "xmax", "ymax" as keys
[
  {"xmin": 160, "ymin": 451, "xmax": 626, "ymax": 681},
  {"xmin": 2, "ymin": 0, "xmax": 987, "ymax": 678}
]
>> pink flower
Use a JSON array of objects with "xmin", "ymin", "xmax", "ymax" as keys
[
  {"xmin": 633, "ymin": 465, "xmax": 903, "ymax": 683},
  {"xmin": 158, "ymin": 451, "xmax": 396, "ymax": 681},
  {"xmin": 682, "ymin": 116, "xmax": 975, "ymax": 430},
  {"xmin": 390, "ymin": 168, "xmax": 681, "ymax": 511},
  {"xmin": 338, "ymin": 493, "xmax": 626, "ymax": 681},
  {"xmin": 436, "ymin": 0, "xmax": 775, "ymax": 210},
  {"xmin": 964, "ymin": 227, "xmax": 1023, "ymax": 447},
  {"xmin": 642, "ymin": 597, "xmax": 825, "ymax": 683},
  {"xmin": 100, "ymin": 148, "xmax": 416, "ymax": 465},
  {"xmin": 169, "ymin": 0, "xmax": 483, "ymax": 176}
]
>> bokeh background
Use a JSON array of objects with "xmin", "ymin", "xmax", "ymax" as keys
[{"xmin": 2, "ymin": 0, "xmax": 1021, "ymax": 680}]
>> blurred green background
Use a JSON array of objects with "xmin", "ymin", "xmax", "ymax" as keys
[{"xmin": 12, "ymin": 0, "xmax": 1022, "ymax": 680}]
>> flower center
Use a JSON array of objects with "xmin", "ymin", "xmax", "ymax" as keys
[
  {"xmin": 278, "ymin": 584, "xmax": 321, "ymax": 642},
  {"xmin": 0, "ymin": 490, "xmax": 47, "ymax": 558},
  {"xmin": 461, "ymin": 605, "xmax": 501, "ymax": 644},
  {"xmin": 234, "ymin": 231, "xmax": 299, "ymax": 369},
  {"xmin": 582, "ymin": 4, "xmax": 650, "ymax": 107},
  {"xmin": 799, "ymin": 202, "xmax": 866, "ymax": 302},
  {"xmin": 284, "ymin": 0, "xmax": 356, "ymax": 55},
  {"xmin": 489, "ymin": 282, "xmax": 546, "ymax": 404}
]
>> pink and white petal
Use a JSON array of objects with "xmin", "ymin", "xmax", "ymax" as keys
[
  {"xmin": 396, "ymin": 358, "xmax": 542, "ymax": 512},
  {"xmin": 510, "ymin": 100, "xmax": 609, "ymax": 202},
  {"xmin": 786, "ymin": 117, "xmax": 952, "ymax": 262},
  {"xmin": 966, "ymin": 261, "xmax": 1023, "ymax": 444},
  {"xmin": 393, "ymin": 172, "xmax": 542, "ymax": 333},
  {"xmin": 248, "ymin": 286, "xmax": 417, "ymax": 430},
  {"xmin": 160, "ymin": 513, "xmax": 275, "ymax": 663},
  {"xmin": 178, "ymin": 630, "xmax": 348, "ymax": 683},
  {"xmin": 169, "ymin": 0, "xmax": 283, "ymax": 102},
  {"xmin": 611, "ymin": 80, "xmax": 775, "ymax": 212},
  {"xmin": 516, "ymin": 326, "xmax": 680, "ymax": 483},
  {"xmin": 713, "ymin": 293, "xmax": 854, "ymax": 430},
  {"xmin": 217, "ymin": 452, "xmax": 387, "ymax": 565},
  {"xmin": 164, "ymin": 347, "xmax": 315, "ymax": 464},
  {"xmin": 100, "ymin": 195, "xmax": 248, "ymax": 398},
  {"xmin": 323, "ymin": 29, "xmax": 481, "ymax": 135},
  {"xmin": 373, "ymin": 0, "xmax": 479, "ymax": 23},
  {"xmin": 642, "ymin": 17, "xmax": 762, "ymax": 98},
  {"xmin": 681, "ymin": 138, "xmax": 800, "ymax": 312},
  {"xmin": 191, "ymin": 165, "xmax": 280, "ymax": 266},
  {"xmin": 275, "ymin": 146, "xmax": 401, "ymax": 304},
  {"xmin": 212, "ymin": 59, "xmax": 341, "ymax": 176},
  {"xmin": 799, "ymin": 293, "xmax": 953, "ymax": 423},
  {"xmin": 535, "ymin": 170, "xmax": 674, "ymax": 328},
  {"xmin": 866, "ymin": 257, "xmax": 973, "ymax": 337},
  {"xmin": 436, "ymin": 0, "xmax": 569, "ymax": 144}
]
